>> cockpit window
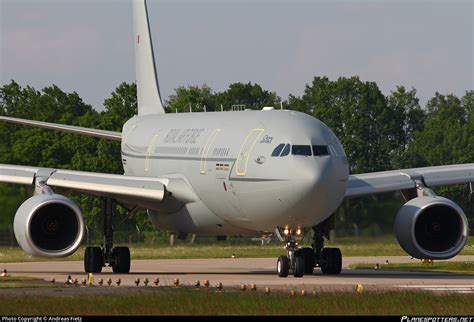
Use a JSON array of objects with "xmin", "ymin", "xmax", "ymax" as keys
[
  {"xmin": 280, "ymin": 144, "xmax": 290, "ymax": 157},
  {"xmin": 292, "ymin": 145, "xmax": 312, "ymax": 156},
  {"xmin": 313, "ymin": 145, "xmax": 329, "ymax": 156},
  {"xmin": 271, "ymin": 143, "xmax": 285, "ymax": 157}
]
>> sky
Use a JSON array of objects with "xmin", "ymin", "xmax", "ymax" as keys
[{"xmin": 1, "ymin": 0, "xmax": 473, "ymax": 111}]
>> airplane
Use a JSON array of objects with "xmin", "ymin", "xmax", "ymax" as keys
[{"xmin": 0, "ymin": 0, "xmax": 473, "ymax": 278}]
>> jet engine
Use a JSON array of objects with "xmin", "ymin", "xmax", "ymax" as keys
[
  {"xmin": 13, "ymin": 194, "xmax": 85, "ymax": 258},
  {"xmin": 394, "ymin": 196, "xmax": 468, "ymax": 259}
]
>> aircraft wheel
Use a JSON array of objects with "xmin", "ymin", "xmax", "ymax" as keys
[
  {"xmin": 320, "ymin": 248, "xmax": 342, "ymax": 275},
  {"xmin": 293, "ymin": 251, "xmax": 305, "ymax": 278},
  {"xmin": 84, "ymin": 246, "xmax": 103, "ymax": 273},
  {"xmin": 302, "ymin": 247, "xmax": 315, "ymax": 274},
  {"xmin": 112, "ymin": 247, "xmax": 131, "ymax": 274},
  {"xmin": 277, "ymin": 255, "xmax": 290, "ymax": 277}
]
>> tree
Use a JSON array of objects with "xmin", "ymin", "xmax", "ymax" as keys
[
  {"xmin": 407, "ymin": 93, "xmax": 468, "ymax": 167},
  {"xmin": 214, "ymin": 82, "xmax": 280, "ymax": 111},
  {"xmin": 165, "ymin": 84, "xmax": 214, "ymax": 113},
  {"xmin": 386, "ymin": 86, "xmax": 425, "ymax": 169}
]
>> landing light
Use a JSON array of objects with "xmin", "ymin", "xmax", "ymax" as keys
[
  {"xmin": 296, "ymin": 228, "xmax": 302, "ymax": 235},
  {"xmin": 283, "ymin": 228, "xmax": 290, "ymax": 235}
]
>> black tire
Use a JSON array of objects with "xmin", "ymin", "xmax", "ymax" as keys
[
  {"xmin": 320, "ymin": 248, "xmax": 342, "ymax": 275},
  {"xmin": 84, "ymin": 246, "xmax": 103, "ymax": 273},
  {"xmin": 293, "ymin": 251, "xmax": 305, "ymax": 278},
  {"xmin": 112, "ymin": 247, "xmax": 131, "ymax": 273},
  {"xmin": 277, "ymin": 255, "xmax": 290, "ymax": 277},
  {"xmin": 302, "ymin": 247, "xmax": 315, "ymax": 274}
]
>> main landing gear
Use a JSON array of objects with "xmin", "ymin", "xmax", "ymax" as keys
[
  {"xmin": 276, "ymin": 224, "xmax": 342, "ymax": 278},
  {"xmin": 84, "ymin": 198, "xmax": 131, "ymax": 274}
]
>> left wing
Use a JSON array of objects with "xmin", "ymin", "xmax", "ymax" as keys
[{"xmin": 345, "ymin": 163, "xmax": 474, "ymax": 198}]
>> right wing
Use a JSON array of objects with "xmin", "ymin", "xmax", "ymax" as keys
[
  {"xmin": 0, "ymin": 116, "xmax": 121, "ymax": 141},
  {"xmin": 0, "ymin": 164, "xmax": 166, "ymax": 206},
  {"xmin": 0, "ymin": 163, "xmax": 199, "ymax": 212}
]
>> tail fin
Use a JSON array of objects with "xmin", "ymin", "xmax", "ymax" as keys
[{"xmin": 133, "ymin": 0, "xmax": 165, "ymax": 115}]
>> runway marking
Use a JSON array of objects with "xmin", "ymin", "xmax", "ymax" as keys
[{"xmin": 399, "ymin": 285, "xmax": 474, "ymax": 294}]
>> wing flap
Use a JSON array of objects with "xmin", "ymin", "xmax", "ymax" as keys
[
  {"xmin": 0, "ymin": 116, "xmax": 121, "ymax": 141},
  {"xmin": 47, "ymin": 170, "xmax": 166, "ymax": 203}
]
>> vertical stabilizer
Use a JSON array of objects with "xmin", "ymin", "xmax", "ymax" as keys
[{"xmin": 133, "ymin": 0, "xmax": 165, "ymax": 115}]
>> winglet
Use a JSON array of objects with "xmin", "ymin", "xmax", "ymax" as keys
[{"xmin": 133, "ymin": 0, "xmax": 166, "ymax": 115}]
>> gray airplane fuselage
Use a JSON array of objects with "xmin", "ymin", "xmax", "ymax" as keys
[{"xmin": 121, "ymin": 109, "xmax": 349, "ymax": 236}]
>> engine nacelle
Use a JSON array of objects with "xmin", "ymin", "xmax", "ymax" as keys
[
  {"xmin": 395, "ymin": 196, "xmax": 468, "ymax": 259},
  {"xmin": 13, "ymin": 194, "xmax": 85, "ymax": 258}
]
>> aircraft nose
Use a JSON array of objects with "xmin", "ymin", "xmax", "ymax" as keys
[
  {"xmin": 293, "ymin": 158, "xmax": 326, "ymax": 195},
  {"xmin": 290, "ymin": 156, "xmax": 346, "ymax": 213}
]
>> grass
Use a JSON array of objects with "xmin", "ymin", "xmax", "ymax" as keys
[
  {"xmin": 350, "ymin": 261, "xmax": 474, "ymax": 274},
  {"xmin": 0, "ymin": 275, "xmax": 58, "ymax": 288},
  {"xmin": 0, "ymin": 276, "xmax": 42, "ymax": 282},
  {"xmin": 0, "ymin": 288, "xmax": 472, "ymax": 315},
  {"xmin": 0, "ymin": 236, "xmax": 472, "ymax": 263},
  {"xmin": 0, "ymin": 283, "xmax": 59, "ymax": 289}
]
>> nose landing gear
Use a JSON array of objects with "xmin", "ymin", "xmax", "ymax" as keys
[
  {"xmin": 276, "ymin": 237, "xmax": 306, "ymax": 277},
  {"xmin": 276, "ymin": 223, "xmax": 342, "ymax": 277}
]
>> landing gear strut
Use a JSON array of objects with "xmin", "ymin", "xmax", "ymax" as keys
[
  {"xmin": 312, "ymin": 226, "xmax": 342, "ymax": 274},
  {"xmin": 276, "ymin": 222, "xmax": 342, "ymax": 277},
  {"xmin": 84, "ymin": 198, "xmax": 131, "ymax": 273}
]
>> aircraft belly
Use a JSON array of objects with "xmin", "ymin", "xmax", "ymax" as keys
[
  {"xmin": 222, "ymin": 182, "xmax": 326, "ymax": 231},
  {"xmin": 147, "ymin": 201, "xmax": 256, "ymax": 235}
]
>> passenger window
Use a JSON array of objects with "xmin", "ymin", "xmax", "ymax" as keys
[
  {"xmin": 313, "ymin": 145, "xmax": 329, "ymax": 156},
  {"xmin": 271, "ymin": 143, "xmax": 285, "ymax": 157},
  {"xmin": 292, "ymin": 145, "xmax": 312, "ymax": 156},
  {"xmin": 280, "ymin": 144, "xmax": 290, "ymax": 157}
]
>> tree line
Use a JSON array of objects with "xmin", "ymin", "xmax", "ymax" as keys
[{"xmin": 0, "ymin": 77, "xmax": 472, "ymax": 241}]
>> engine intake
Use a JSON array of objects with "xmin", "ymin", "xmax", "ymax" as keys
[
  {"xmin": 394, "ymin": 196, "xmax": 468, "ymax": 259},
  {"xmin": 14, "ymin": 194, "xmax": 84, "ymax": 258}
]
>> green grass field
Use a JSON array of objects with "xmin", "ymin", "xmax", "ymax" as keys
[
  {"xmin": 0, "ymin": 287, "xmax": 472, "ymax": 315},
  {"xmin": 350, "ymin": 261, "xmax": 474, "ymax": 274},
  {"xmin": 0, "ymin": 236, "xmax": 472, "ymax": 263},
  {"xmin": 0, "ymin": 275, "xmax": 58, "ymax": 289}
]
